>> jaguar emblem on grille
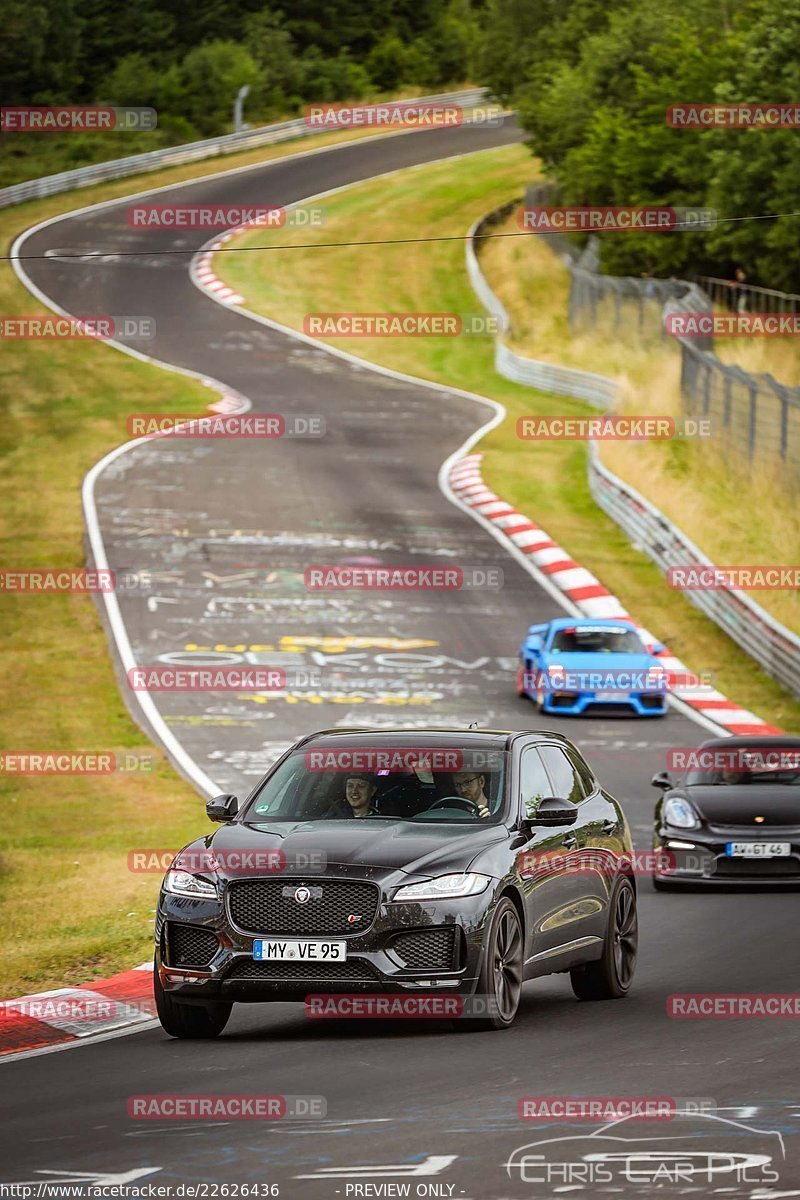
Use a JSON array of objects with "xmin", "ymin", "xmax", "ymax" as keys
[{"xmin": 282, "ymin": 885, "xmax": 323, "ymax": 904}]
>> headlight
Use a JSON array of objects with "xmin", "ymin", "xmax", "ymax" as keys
[
  {"xmin": 392, "ymin": 873, "xmax": 491, "ymax": 902},
  {"xmin": 164, "ymin": 870, "xmax": 218, "ymax": 898},
  {"xmin": 664, "ymin": 796, "xmax": 700, "ymax": 830}
]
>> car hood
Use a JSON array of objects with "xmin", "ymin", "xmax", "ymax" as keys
[
  {"xmin": 541, "ymin": 651, "xmax": 659, "ymax": 673},
  {"xmin": 194, "ymin": 819, "xmax": 507, "ymax": 883},
  {"xmin": 678, "ymin": 785, "xmax": 800, "ymax": 825}
]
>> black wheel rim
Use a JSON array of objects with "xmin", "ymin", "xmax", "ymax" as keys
[
  {"xmin": 491, "ymin": 908, "xmax": 523, "ymax": 1021},
  {"xmin": 613, "ymin": 884, "xmax": 638, "ymax": 988}
]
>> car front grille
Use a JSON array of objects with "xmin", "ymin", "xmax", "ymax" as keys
[
  {"xmin": 713, "ymin": 858, "xmax": 800, "ymax": 878},
  {"xmin": 227, "ymin": 878, "xmax": 380, "ymax": 936},
  {"xmin": 167, "ymin": 923, "xmax": 219, "ymax": 968},
  {"xmin": 226, "ymin": 958, "xmax": 377, "ymax": 982},
  {"xmin": 391, "ymin": 926, "xmax": 458, "ymax": 971}
]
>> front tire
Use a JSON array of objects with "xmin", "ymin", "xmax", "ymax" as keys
[
  {"xmin": 570, "ymin": 876, "xmax": 638, "ymax": 1000},
  {"xmin": 154, "ymin": 965, "xmax": 232, "ymax": 1039},
  {"xmin": 462, "ymin": 897, "xmax": 524, "ymax": 1031}
]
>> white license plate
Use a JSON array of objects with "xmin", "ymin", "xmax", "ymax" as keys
[
  {"xmin": 595, "ymin": 691, "xmax": 628, "ymax": 701},
  {"xmin": 725, "ymin": 842, "xmax": 791, "ymax": 858},
  {"xmin": 253, "ymin": 939, "xmax": 347, "ymax": 961}
]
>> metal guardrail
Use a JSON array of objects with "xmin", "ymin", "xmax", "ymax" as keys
[
  {"xmin": 566, "ymin": 242, "xmax": 800, "ymax": 471},
  {"xmin": 696, "ymin": 275, "xmax": 800, "ymax": 316},
  {"xmin": 465, "ymin": 203, "xmax": 800, "ymax": 699},
  {"xmin": 466, "ymin": 208, "xmax": 615, "ymax": 409},
  {"xmin": 588, "ymin": 448, "xmax": 800, "ymax": 698},
  {"xmin": 0, "ymin": 88, "xmax": 488, "ymax": 209}
]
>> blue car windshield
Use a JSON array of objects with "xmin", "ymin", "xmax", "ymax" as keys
[
  {"xmin": 550, "ymin": 626, "xmax": 645, "ymax": 654},
  {"xmin": 243, "ymin": 745, "xmax": 509, "ymax": 824}
]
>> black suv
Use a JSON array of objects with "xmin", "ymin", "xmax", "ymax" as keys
[{"xmin": 155, "ymin": 727, "xmax": 637, "ymax": 1036}]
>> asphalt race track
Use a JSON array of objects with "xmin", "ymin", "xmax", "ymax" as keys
[{"xmin": 5, "ymin": 118, "xmax": 800, "ymax": 1195}]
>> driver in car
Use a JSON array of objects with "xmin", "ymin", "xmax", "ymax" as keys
[
  {"xmin": 325, "ymin": 772, "xmax": 380, "ymax": 818},
  {"xmin": 453, "ymin": 770, "xmax": 492, "ymax": 819}
]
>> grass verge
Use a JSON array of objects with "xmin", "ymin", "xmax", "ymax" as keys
[
  {"xmin": 0, "ymin": 116, "xmax": 452, "ymax": 997},
  {"xmin": 216, "ymin": 144, "xmax": 800, "ymax": 733},
  {"xmin": 479, "ymin": 207, "xmax": 800, "ymax": 635}
]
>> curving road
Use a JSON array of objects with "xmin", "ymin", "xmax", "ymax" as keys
[{"xmin": 5, "ymin": 118, "xmax": 799, "ymax": 1195}]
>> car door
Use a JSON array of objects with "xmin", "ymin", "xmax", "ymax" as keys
[
  {"xmin": 540, "ymin": 744, "xmax": 618, "ymax": 939},
  {"xmin": 515, "ymin": 744, "xmax": 583, "ymax": 965}
]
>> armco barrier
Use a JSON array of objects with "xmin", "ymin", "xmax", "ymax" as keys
[
  {"xmin": 466, "ymin": 202, "xmax": 800, "ymax": 700},
  {"xmin": 466, "ymin": 208, "xmax": 617, "ymax": 408},
  {"xmin": 0, "ymin": 89, "xmax": 488, "ymax": 209}
]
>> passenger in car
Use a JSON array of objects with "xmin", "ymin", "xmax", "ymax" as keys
[{"xmin": 324, "ymin": 772, "xmax": 380, "ymax": 818}]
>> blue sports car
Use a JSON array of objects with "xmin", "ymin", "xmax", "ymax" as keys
[{"xmin": 517, "ymin": 617, "xmax": 668, "ymax": 717}]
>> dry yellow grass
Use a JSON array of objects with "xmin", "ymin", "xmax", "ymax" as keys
[{"xmin": 479, "ymin": 207, "xmax": 800, "ymax": 633}]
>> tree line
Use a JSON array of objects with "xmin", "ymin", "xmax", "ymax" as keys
[{"xmin": 481, "ymin": 0, "xmax": 800, "ymax": 291}]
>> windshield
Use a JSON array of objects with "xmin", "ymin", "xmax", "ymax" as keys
[
  {"xmin": 243, "ymin": 743, "xmax": 509, "ymax": 824},
  {"xmin": 550, "ymin": 625, "xmax": 645, "ymax": 654},
  {"xmin": 686, "ymin": 745, "xmax": 800, "ymax": 786}
]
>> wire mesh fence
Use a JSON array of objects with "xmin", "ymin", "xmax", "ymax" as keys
[{"xmin": 559, "ymin": 233, "xmax": 800, "ymax": 473}]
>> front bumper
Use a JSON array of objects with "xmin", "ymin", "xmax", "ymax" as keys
[
  {"xmin": 541, "ymin": 690, "xmax": 667, "ymax": 716},
  {"xmin": 155, "ymin": 884, "xmax": 490, "ymax": 1004},
  {"xmin": 654, "ymin": 829, "xmax": 800, "ymax": 885}
]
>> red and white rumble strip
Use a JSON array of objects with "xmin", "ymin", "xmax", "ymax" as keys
[
  {"xmin": 0, "ymin": 962, "xmax": 154, "ymax": 1058},
  {"xmin": 193, "ymin": 226, "xmax": 249, "ymax": 305},
  {"xmin": 448, "ymin": 453, "xmax": 781, "ymax": 737}
]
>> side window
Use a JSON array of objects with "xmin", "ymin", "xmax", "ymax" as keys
[
  {"xmin": 539, "ymin": 746, "xmax": 583, "ymax": 805},
  {"xmin": 519, "ymin": 748, "xmax": 553, "ymax": 818},
  {"xmin": 564, "ymin": 747, "xmax": 596, "ymax": 798}
]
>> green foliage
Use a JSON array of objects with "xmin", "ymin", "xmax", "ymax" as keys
[
  {"xmin": 481, "ymin": 0, "xmax": 800, "ymax": 288},
  {"xmin": 1, "ymin": 0, "xmax": 484, "ymax": 186}
]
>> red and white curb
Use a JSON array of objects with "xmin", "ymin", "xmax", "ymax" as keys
[
  {"xmin": 194, "ymin": 224, "xmax": 256, "ymax": 305},
  {"xmin": 449, "ymin": 453, "xmax": 781, "ymax": 736},
  {"xmin": 0, "ymin": 962, "xmax": 155, "ymax": 1058},
  {"xmin": 194, "ymin": 232, "xmax": 245, "ymax": 305}
]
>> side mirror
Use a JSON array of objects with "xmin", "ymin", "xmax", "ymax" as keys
[
  {"xmin": 206, "ymin": 793, "xmax": 238, "ymax": 822},
  {"xmin": 651, "ymin": 771, "xmax": 673, "ymax": 791},
  {"xmin": 524, "ymin": 795, "xmax": 579, "ymax": 829},
  {"xmin": 651, "ymin": 641, "xmax": 667, "ymax": 655}
]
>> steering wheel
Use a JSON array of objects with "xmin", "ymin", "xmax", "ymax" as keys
[{"xmin": 426, "ymin": 796, "xmax": 481, "ymax": 815}]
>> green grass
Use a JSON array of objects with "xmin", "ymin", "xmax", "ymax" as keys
[
  {"xmin": 0, "ymin": 116, "xmax": 438, "ymax": 998},
  {"xmin": 217, "ymin": 144, "xmax": 800, "ymax": 733}
]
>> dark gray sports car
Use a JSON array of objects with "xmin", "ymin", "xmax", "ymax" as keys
[{"xmin": 652, "ymin": 735, "xmax": 800, "ymax": 887}]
